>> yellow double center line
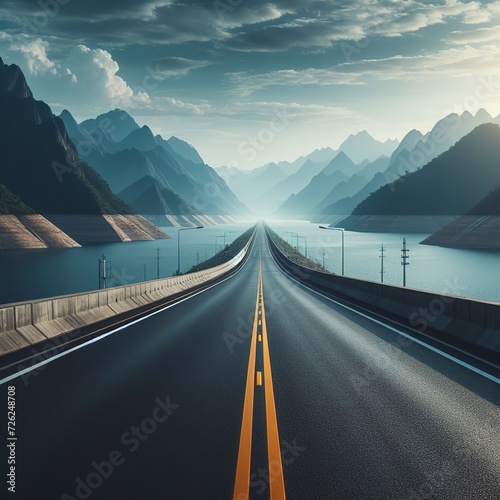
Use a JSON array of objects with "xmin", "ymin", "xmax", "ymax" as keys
[{"xmin": 233, "ymin": 257, "xmax": 286, "ymax": 500}]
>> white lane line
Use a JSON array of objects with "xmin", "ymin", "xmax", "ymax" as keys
[
  {"xmin": 264, "ymin": 236, "xmax": 500, "ymax": 385},
  {"xmin": 0, "ymin": 238, "xmax": 258, "ymax": 386}
]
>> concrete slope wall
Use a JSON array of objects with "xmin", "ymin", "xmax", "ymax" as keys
[
  {"xmin": 266, "ymin": 228, "xmax": 500, "ymax": 360},
  {"xmin": 0, "ymin": 232, "xmax": 255, "ymax": 356}
]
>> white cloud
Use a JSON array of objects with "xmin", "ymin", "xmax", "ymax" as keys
[
  {"xmin": 64, "ymin": 45, "xmax": 150, "ymax": 106},
  {"xmin": 449, "ymin": 26, "xmax": 500, "ymax": 44},
  {"xmin": 0, "ymin": 36, "xmax": 151, "ymax": 110},
  {"xmin": 227, "ymin": 68, "xmax": 364, "ymax": 96},
  {"xmin": 150, "ymin": 57, "xmax": 212, "ymax": 79},
  {"xmin": 225, "ymin": 43, "xmax": 500, "ymax": 97},
  {"xmin": 336, "ymin": 44, "xmax": 500, "ymax": 80},
  {"xmin": 155, "ymin": 96, "xmax": 212, "ymax": 115},
  {"xmin": 0, "ymin": 33, "xmax": 57, "ymax": 76},
  {"xmin": 226, "ymin": 0, "xmax": 500, "ymax": 51}
]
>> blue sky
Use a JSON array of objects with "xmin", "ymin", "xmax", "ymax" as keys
[{"xmin": 1, "ymin": 0, "xmax": 500, "ymax": 169}]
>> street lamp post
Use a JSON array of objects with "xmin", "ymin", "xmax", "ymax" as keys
[
  {"xmin": 319, "ymin": 226, "xmax": 345, "ymax": 276},
  {"xmin": 177, "ymin": 226, "xmax": 204, "ymax": 275},
  {"xmin": 298, "ymin": 236, "xmax": 308, "ymax": 258},
  {"xmin": 215, "ymin": 235, "xmax": 224, "ymax": 255},
  {"xmin": 224, "ymin": 230, "xmax": 236, "ymax": 247},
  {"xmin": 286, "ymin": 231, "xmax": 298, "ymax": 248}
]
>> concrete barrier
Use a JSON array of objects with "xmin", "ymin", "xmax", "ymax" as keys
[
  {"xmin": 0, "ymin": 231, "xmax": 255, "ymax": 356},
  {"xmin": 266, "ymin": 227, "xmax": 500, "ymax": 360}
]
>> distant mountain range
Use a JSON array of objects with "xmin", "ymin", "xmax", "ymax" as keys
[
  {"xmin": 0, "ymin": 57, "xmax": 130, "ymax": 215},
  {"xmin": 353, "ymin": 123, "xmax": 500, "ymax": 215},
  {"xmin": 337, "ymin": 131, "xmax": 398, "ymax": 164},
  {"xmin": 220, "ymin": 132, "xmax": 399, "ymax": 214},
  {"xmin": 381, "ymin": 109, "xmax": 496, "ymax": 185},
  {"xmin": 118, "ymin": 176, "xmax": 195, "ymax": 216},
  {"xmin": 61, "ymin": 109, "xmax": 248, "ymax": 216},
  {"xmin": 313, "ymin": 110, "xmax": 500, "ymax": 223}
]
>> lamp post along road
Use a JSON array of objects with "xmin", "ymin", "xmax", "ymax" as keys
[
  {"xmin": 215, "ymin": 235, "xmax": 224, "ymax": 255},
  {"xmin": 224, "ymin": 230, "xmax": 236, "ymax": 247},
  {"xmin": 177, "ymin": 226, "xmax": 204, "ymax": 275},
  {"xmin": 319, "ymin": 226, "xmax": 345, "ymax": 276},
  {"xmin": 298, "ymin": 236, "xmax": 308, "ymax": 258}
]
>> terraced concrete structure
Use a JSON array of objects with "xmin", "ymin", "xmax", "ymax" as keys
[
  {"xmin": 0, "ymin": 215, "xmax": 80, "ymax": 249},
  {"xmin": 422, "ymin": 215, "xmax": 500, "ymax": 249}
]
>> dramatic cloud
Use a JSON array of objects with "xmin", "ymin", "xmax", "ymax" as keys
[
  {"xmin": 0, "ymin": 36, "xmax": 150, "ymax": 111},
  {"xmin": 227, "ymin": 69, "xmax": 364, "ymax": 97},
  {"xmin": 0, "ymin": 33, "xmax": 56, "ymax": 75},
  {"xmin": 1, "ymin": 0, "xmax": 500, "ymax": 167}
]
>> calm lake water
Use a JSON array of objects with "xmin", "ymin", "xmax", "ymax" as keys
[
  {"xmin": 267, "ymin": 220, "xmax": 500, "ymax": 304},
  {"xmin": 0, "ymin": 219, "xmax": 499, "ymax": 305},
  {"xmin": 0, "ymin": 223, "xmax": 255, "ymax": 305}
]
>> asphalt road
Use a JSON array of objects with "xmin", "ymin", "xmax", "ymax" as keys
[{"xmin": 1, "ymin": 227, "xmax": 500, "ymax": 500}]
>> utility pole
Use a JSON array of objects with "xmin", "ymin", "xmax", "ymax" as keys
[
  {"xmin": 380, "ymin": 243, "xmax": 385, "ymax": 283},
  {"xmin": 99, "ymin": 254, "xmax": 110, "ymax": 289},
  {"xmin": 401, "ymin": 238, "xmax": 410, "ymax": 287}
]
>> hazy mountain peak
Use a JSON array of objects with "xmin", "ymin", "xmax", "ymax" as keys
[
  {"xmin": 167, "ymin": 136, "xmax": 205, "ymax": 165},
  {"xmin": 334, "ymin": 151, "xmax": 352, "ymax": 161},
  {"xmin": 339, "ymin": 130, "xmax": 398, "ymax": 164},
  {"xmin": 79, "ymin": 108, "xmax": 140, "ymax": 143},
  {"xmin": 475, "ymin": 108, "xmax": 492, "ymax": 121},
  {"xmin": 116, "ymin": 125, "xmax": 158, "ymax": 152},
  {"xmin": 348, "ymin": 130, "xmax": 372, "ymax": 140},
  {"xmin": 59, "ymin": 109, "xmax": 78, "ymax": 127}
]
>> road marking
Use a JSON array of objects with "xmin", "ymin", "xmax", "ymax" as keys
[
  {"xmin": 233, "ymin": 256, "xmax": 287, "ymax": 499},
  {"xmin": 233, "ymin": 263, "xmax": 262, "ymax": 499},
  {"xmin": 261, "ymin": 274, "xmax": 287, "ymax": 499}
]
